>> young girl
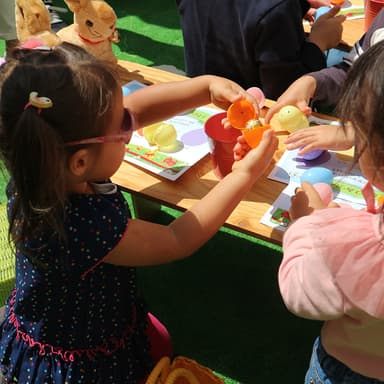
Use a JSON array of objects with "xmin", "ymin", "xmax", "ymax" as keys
[
  {"xmin": 279, "ymin": 40, "xmax": 384, "ymax": 382},
  {"xmin": 0, "ymin": 42, "xmax": 277, "ymax": 383}
]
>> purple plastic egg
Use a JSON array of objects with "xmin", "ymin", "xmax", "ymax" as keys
[{"xmin": 300, "ymin": 148, "xmax": 324, "ymax": 161}]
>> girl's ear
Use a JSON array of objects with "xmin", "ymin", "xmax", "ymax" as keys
[{"xmin": 68, "ymin": 149, "xmax": 92, "ymax": 177}]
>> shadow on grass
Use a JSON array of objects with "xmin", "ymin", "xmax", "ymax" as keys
[
  {"xmin": 112, "ymin": 0, "xmax": 183, "ymax": 30},
  {"xmin": 115, "ymin": 29, "xmax": 184, "ymax": 68},
  {"xmin": 137, "ymin": 209, "xmax": 321, "ymax": 384}
]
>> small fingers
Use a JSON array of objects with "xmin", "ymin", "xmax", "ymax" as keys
[{"xmin": 322, "ymin": 4, "xmax": 340, "ymax": 17}]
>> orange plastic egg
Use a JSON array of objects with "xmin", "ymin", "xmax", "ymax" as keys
[
  {"xmin": 242, "ymin": 121, "xmax": 270, "ymax": 148},
  {"xmin": 227, "ymin": 99, "xmax": 257, "ymax": 129}
]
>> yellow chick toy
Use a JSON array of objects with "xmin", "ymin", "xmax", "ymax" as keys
[{"xmin": 277, "ymin": 105, "xmax": 309, "ymax": 133}]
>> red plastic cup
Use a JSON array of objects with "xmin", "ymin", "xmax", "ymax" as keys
[
  {"xmin": 204, "ymin": 112, "xmax": 241, "ymax": 179},
  {"xmin": 364, "ymin": 0, "xmax": 384, "ymax": 31}
]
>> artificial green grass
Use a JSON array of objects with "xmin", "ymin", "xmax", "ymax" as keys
[
  {"xmin": 0, "ymin": 1, "xmax": 322, "ymax": 381},
  {"xmin": 56, "ymin": 0, "xmax": 185, "ymax": 70},
  {"xmin": 136, "ymin": 207, "xmax": 320, "ymax": 383}
]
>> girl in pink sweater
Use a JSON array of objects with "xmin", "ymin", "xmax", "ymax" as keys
[{"xmin": 278, "ymin": 40, "xmax": 384, "ymax": 382}]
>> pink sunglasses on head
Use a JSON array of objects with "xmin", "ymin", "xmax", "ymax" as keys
[{"xmin": 66, "ymin": 108, "xmax": 134, "ymax": 146}]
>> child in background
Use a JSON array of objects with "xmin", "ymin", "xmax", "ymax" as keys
[
  {"xmin": 264, "ymin": 9, "xmax": 384, "ymax": 156},
  {"xmin": 279, "ymin": 40, "xmax": 384, "ymax": 383},
  {"xmin": 0, "ymin": 42, "xmax": 277, "ymax": 383},
  {"xmin": 0, "ymin": 0, "xmax": 18, "ymax": 54},
  {"xmin": 176, "ymin": 0, "xmax": 345, "ymax": 100}
]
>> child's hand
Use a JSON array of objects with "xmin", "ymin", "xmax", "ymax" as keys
[
  {"xmin": 284, "ymin": 123, "xmax": 354, "ymax": 154},
  {"xmin": 290, "ymin": 181, "xmax": 340, "ymax": 220},
  {"xmin": 233, "ymin": 134, "xmax": 251, "ymax": 161},
  {"xmin": 308, "ymin": 5, "xmax": 346, "ymax": 51},
  {"xmin": 305, "ymin": 1, "xmax": 332, "ymax": 23},
  {"xmin": 208, "ymin": 76, "xmax": 259, "ymax": 115},
  {"xmin": 307, "ymin": 0, "xmax": 331, "ymax": 7},
  {"xmin": 289, "ymin": 182, "xmax": 327, "ymax": 220},
  {"xmin": 232, "ymin": 129, "xmax": 278, "ymax": 178},
  {"xmin": 264, "ymin": 76, "xmax": 316, "ymax": 124}
]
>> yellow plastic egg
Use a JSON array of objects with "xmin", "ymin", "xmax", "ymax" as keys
[
  {"xmin": 143, "ymin": 122, "xmax": 163, "ymax": 146},
  {"xmin": 277, "ymin": 105, "xmax": 309, "ymax": 133},
  {"xmin": 153, "ymin": 123, "xmax": 177, "ymax": 151}
]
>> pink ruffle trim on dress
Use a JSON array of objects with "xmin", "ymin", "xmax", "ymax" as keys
[{"xmin": 7, "ymin": 289, "xmax": 137, "ymax": 363}]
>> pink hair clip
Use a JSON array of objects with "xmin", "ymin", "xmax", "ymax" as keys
[{"xmin": 24, "ymin": 91, "xmax": 53, "ymax": 114}]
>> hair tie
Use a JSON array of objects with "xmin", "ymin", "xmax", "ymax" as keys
[{"xmin": 24, "ymin": 92, "xmax": 53, "ymax": 114}]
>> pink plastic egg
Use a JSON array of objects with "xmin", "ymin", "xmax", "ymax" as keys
[
  {"xmin": 313, "ymin": 183, "xmax": 333, "ymax": 205},
  {"xmin": 246, "ymin": 87, "xmax": 265, "ymax": 109}
]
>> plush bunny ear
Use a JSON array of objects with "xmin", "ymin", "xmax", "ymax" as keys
[
  {"xmin": 15, "ymin": 0, "xmax": 61, "ymax": 47},
  {"xmin": 15, "ymin": 0, "xmax": 50, "ymax": 40},
  {"xmin": 63, "ymin": 0, "xmax": 89, "ymax": 13}
]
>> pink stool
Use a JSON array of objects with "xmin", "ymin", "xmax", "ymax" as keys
[{"xmin": 365, "ymin": 0, "xmax": 384, "ymax": 31}]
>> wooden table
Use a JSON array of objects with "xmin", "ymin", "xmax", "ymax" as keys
[
  {"xmin": 113, "ymin": 61, "xmax": 305, "ymax": 246},
  {"xmin": 341, "ymin": 0, "xmax": 365, "ymax": 46},
  {"xmin": 304, "ymin": 0, "xmax": 365, "ymax": 48}
]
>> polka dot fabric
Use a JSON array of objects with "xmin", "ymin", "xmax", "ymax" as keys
[{"xmin": 0, "ymin": 183, "xmax": 153, "ymax": 383}]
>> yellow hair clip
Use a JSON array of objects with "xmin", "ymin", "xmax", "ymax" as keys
[{"xmin": 24, "ymin": 91, "xmax": 53, "ymax": 113}]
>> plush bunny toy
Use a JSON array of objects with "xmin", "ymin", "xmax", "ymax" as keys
[
  {"xmin": 57, "ymin": 0, "xmax": 119, "ymax": 63},
  {"xmin": 15, "ymin": 0, "xmax": 61, "ymax": 47}
]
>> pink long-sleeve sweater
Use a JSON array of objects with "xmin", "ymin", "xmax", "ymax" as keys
[{"xmin": 279, "ymin": 188, "xmax": 384, "ymax": 379}]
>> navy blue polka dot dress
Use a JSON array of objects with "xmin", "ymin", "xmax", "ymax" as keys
[{"xmin": 0, "ymin": 182, "xmax": 153, "ymax": 383}]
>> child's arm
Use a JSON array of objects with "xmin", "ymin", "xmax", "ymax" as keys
[
  {"xmin": 284, "ymin": 123, "xmax": 355, "ymax": 154},
  {"xmin": 104, "ymin": 129, "xmax": 278, "ymax": 266},
  {"xmin": 124, "ymin": 75, "xmax": 259, "ymax": 129},
  {"xmin": 279, "ymin": 182, "xmax": 343, "ymax": 319},
  {"xmin": 279, "ymin": 212, "xmax": 345, "ymax": 319}
]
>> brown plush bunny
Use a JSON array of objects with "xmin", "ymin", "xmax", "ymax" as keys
[
  {"xmin": 57, "ymin": 0, "xmax": 119, "ymax": 63},
  {"xmin": 15, "ymin": 0, "xmax": 61, "ymax": 47}
]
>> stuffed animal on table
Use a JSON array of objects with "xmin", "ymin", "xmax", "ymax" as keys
[
  {"xmin": 56, "ymin": 0, "xmax": 119, "ymax": 63},
  {"xmin": 56, "ymin": 0, "xmax": 144, "ymax": 83},
  {"xmin": 15, "ymin": 0, "xmax": 61, "ymax": 47}
]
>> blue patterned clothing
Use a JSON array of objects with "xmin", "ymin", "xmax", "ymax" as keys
[{"xmin": 0, "ymin": 182, "xmax": 152, "ymax": 383}]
